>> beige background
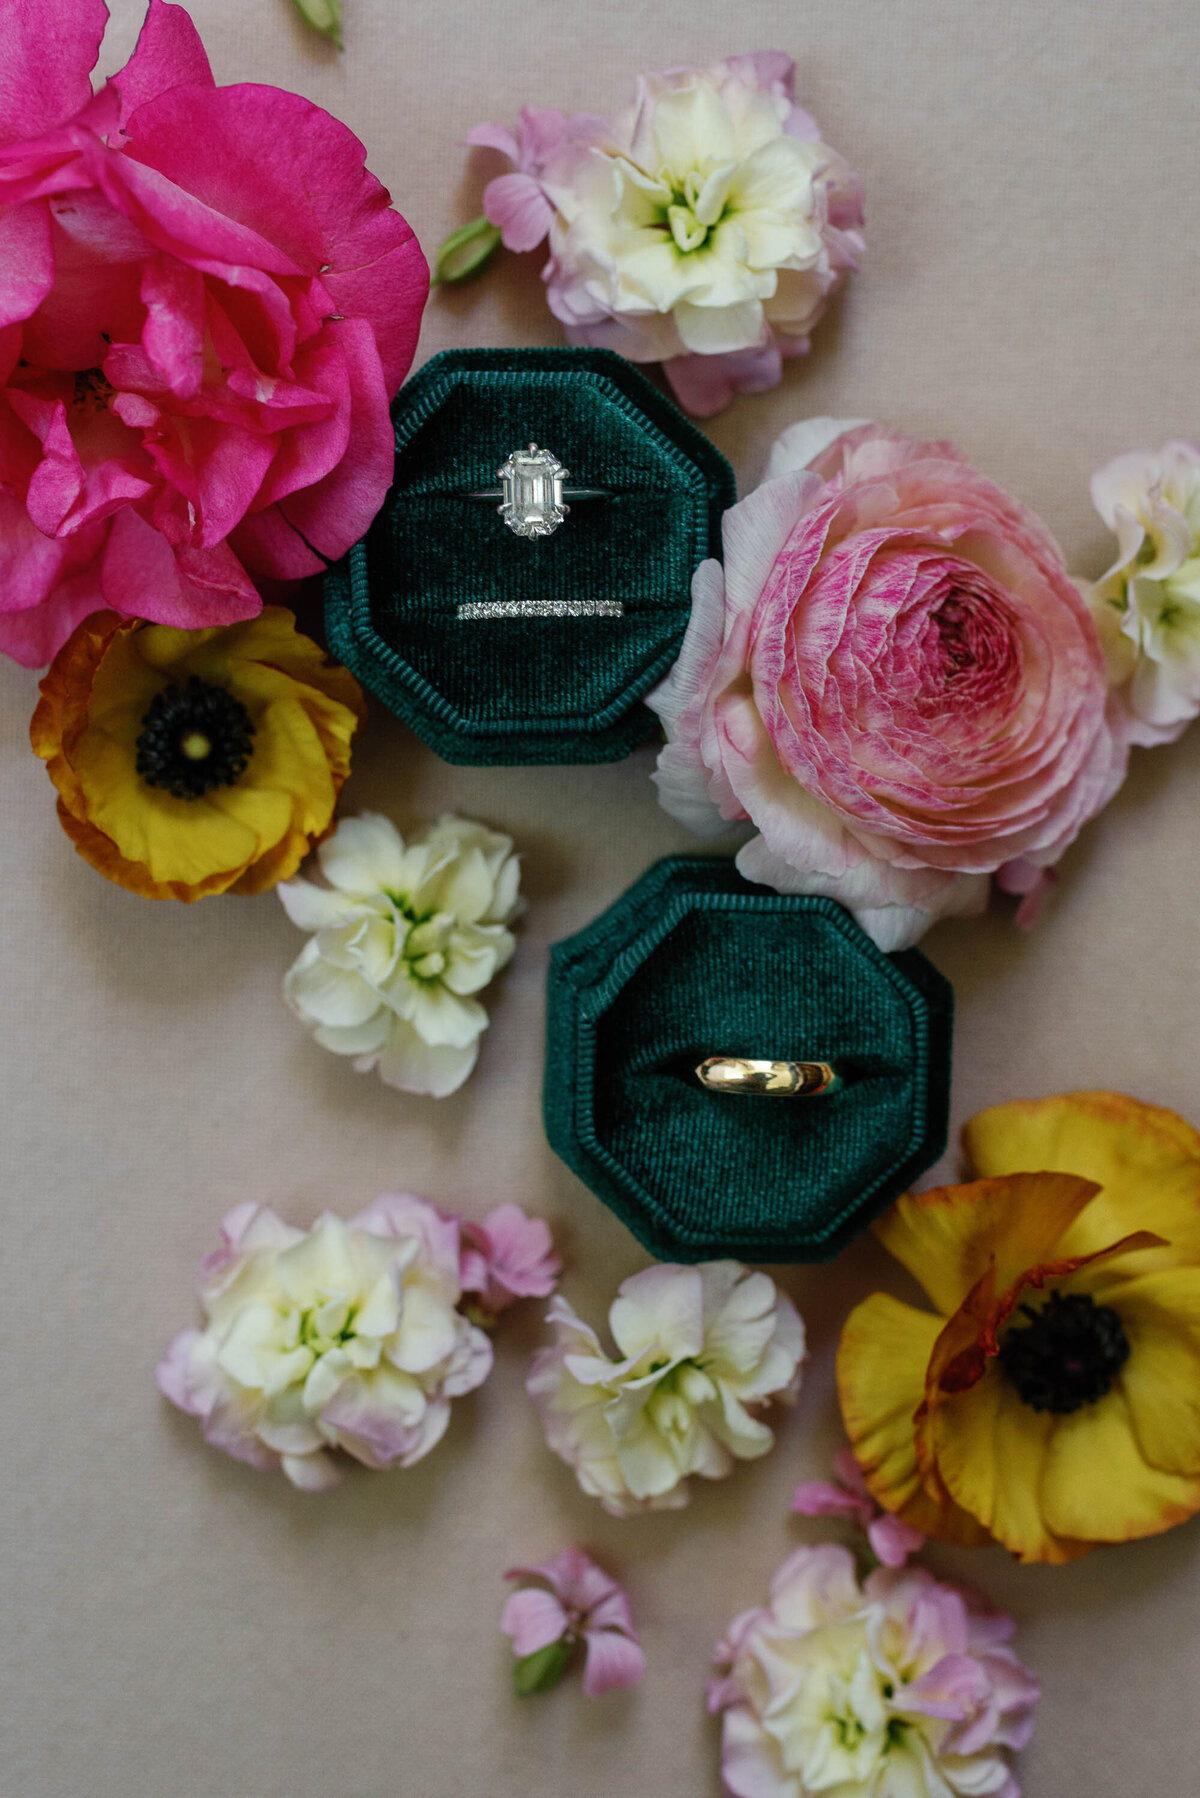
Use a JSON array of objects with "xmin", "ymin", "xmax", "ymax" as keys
[{"xmin": 4, "ymin": 1, "xmax": 1200, "ymax": 1792}]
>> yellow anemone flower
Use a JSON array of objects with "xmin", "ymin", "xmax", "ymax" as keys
[
  {"xmin": 32, "ymin": 608, "xmax": 365, "ymax": 901},
  {"xmin": 838, "ymin": 1091, "xmax": 1200, "ymax": 1564}
]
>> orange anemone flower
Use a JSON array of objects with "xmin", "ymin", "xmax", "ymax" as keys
[
  {"xmin": 838, "ymin": 1091, "xmax": 1200, "ymax": 1564},
  {"xmin": 32, "ymin": 608, "xmax": 365, "ymax": 901}
]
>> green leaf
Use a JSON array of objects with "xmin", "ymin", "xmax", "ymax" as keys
[
  {"xmin": 512, "ymin": 1640, "xmax": 572, "ymax": 1696},
  {"xmin": 291, "ymin": 0, "xmax": 343, "ymax": 48},
  {"xmin": 432, "ymin": 216, "xmax": 503, "ymax": 286}
]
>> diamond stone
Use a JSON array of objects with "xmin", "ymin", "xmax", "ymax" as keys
[{"xmin": 497, "ymin": 444, "xmax": 568, "ymax": 538}]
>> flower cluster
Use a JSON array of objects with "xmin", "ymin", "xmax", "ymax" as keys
[
  {"xmin": 465, "ymin": 54, "xmax": 863, "ymax": 416},
  {"xmin": 649, "ymin": 418, "xmax": 1125, "ymax": 949},
  {"xmin": 159, "ymin": 1194, "xmax": 556, "ymax": 1489},
  {"xmin": 460, "ymin": 1203, "xmax": 561, "ymax": 1322},
  {"xmin": 838, "ymin": 1091, "xmax": 1200, "ymax": 1562},
  {"xmin": 709, "ymin": 1544, "xmax": 1039, "ymax": 1798},
  {"xmin": 1085, "ymin": 441, "xmax": 1200, "ymax": 744},
  {"xmin": 32, "ymin": 607, "xmax": 364, "ymax": 899},
  {"xmin": 501, "ymin": 1547, "xmax": 645, "ymax": 1697},
  {"xmin": 528, "ymin": 1261, "xmax": 805, "ymax": 1516},
  {"xmin": 279, "ymin": 812, "xmax": 522, "ymax": 1098},
  {"xmin": 0, "ymin": 0, "xmax": 426, "ymax": 666}
]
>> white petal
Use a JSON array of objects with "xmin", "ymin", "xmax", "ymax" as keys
[
  {"xmin": 277, "ymin": 877, "xmax": 357, "ymax": 932},
  {"xmin": 281, "ymin": 1450, "xmax": 343, "ymax": 1492},
  {"xmin": 674, "ymin": 297, "xmax": 765, "ymax": 355},
  {"xmin": 318, "ymin": 813, "xmax": 409, "ymax": 897},
  {"xmin": 376, "ymin": 1019, "xmax": 479, "ymax": 1098},
  {"xmin": 283, "ymin": 941, "xmax": 383, "ymax": 1030},
  {"xmin": 764, "ymin": 417, "xmax": 871, "ymax": 480}
]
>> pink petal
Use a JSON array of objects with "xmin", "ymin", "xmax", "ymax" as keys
[
  {"xmin": 122, "ymin": 81, "xmax": 427, "ymax": 393},
  {"xmin": 268, "ymin": 317, "xmax": 393, "ymax": 563},
  {"xmin": 465, "ymin": 121, "xmax": 521, "ymax": 164},
  {"xmin": 0, "ymin": 0, "xmax": 108, "ymax": 146},
  {"xmin": 501, "ymin": 1587, "xmax": 569, "ymax": 1658},
  {"xmin": 664, "ymin": 340, "xmax": 783, "ymax": 418},
  {"xmin": 867, "ymin": 1513, "xmax": 926, "ymax": 1569},
  {"xmin": 790, "ymin": 1479, "xmax": 873, "ymax": 1527},
  {"xmin": 515, "ymin": 106, "xmax": 569, "ymax": 170},
  {"xmin": 140, "ymin": 253, "xmax": 206, "ymax": 398},
  {"xmin": 99, "ymin": 505, "xmax": 261, "ymax": 629},
  {"xmin": 831, "ymin": 1445, "xmax": 872, "ymax": 1497},
  {"xmin": 112, "ymin": 0, "xmax": 215, "ymax": 130},
  {"xmin": 482, "ymin": 172, "xmax": 555, "ymax": 254},
  {"xmin": 229, "ymin": 505, "xmax": 324, "ymax": 580},
  {"xmin": 581, "ymin": 1628, "xmax": 645, "ymax": 1696},
  {"xmin": 0, "ymin": 200, "xmax": 54, "ymax": 329}
]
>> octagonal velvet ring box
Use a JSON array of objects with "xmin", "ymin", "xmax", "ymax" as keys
[
  {"xmin": 325, "ymin": 347, "xmax": 735, "ymax": 765},
  {"xmin": 544, "ymin": 857, "xmax": 954, "ymax": 1263}
]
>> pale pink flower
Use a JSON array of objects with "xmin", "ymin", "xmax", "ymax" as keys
[
  {"xmin": 791, "ymin": 1447, "xmax": 926, "ymax": 1568},
  {"xmin": 0, "ymin": 0, "xmax": 427, "ymax": 665},
  {"xmin": 158, "ymin": 1193, "xmax": 491, "ymax": 1490},
  {"xmin": 459, "ymin": 1203, "xmax": 561, "ymax": 1319},
  {"xmin": 502, "ymin": 1547, "xmax": 645, "ymax": 1696},
  {"xmin": 467, "ymin": 54, "xmax": 862, "ymax": 417},
  {"xmin": 710, "ymin": 1544, "xmax": 1039, "ymax": 1798},
  {"xmin": 649, "ymin": 417, "xmax": 1125, "ymax": 949}
]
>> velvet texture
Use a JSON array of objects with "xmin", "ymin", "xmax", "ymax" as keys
[
  {"xmin": 325, "ymin": 348, "xmax": 735, "ymax": 764},
  {"xmin": 544, "ymin": 858, "xmax": 953, "ymax": 1262}
]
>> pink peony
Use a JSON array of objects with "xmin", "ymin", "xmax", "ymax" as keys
[
  {"xmin": 467, "ymin": 54, "xmax": 862, "ymax": 417},
  {"xmin": 502, "ymin": 1546, "xmax": 645, "ymax": 1697},
  {"xmin": 649, "ymin": 418, "xmax": 1125, "ymax": 948},
  {"xmin": 792, "ymin": 1446, "xmax": 926, "ymax": 1569},
  {"xmin": 709, "ymin": 1544, "xmax": 1039, "ymax": 1798},
  {"xmin": 459, "ymin": 1202, "xmax": 562, "ymax": 1320},
  {"xmin": 0, "ymin": 0, "xmax": 427, "ymax": 665}
]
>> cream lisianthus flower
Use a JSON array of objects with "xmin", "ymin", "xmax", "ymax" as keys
[
  {"xmin": 1086, "ymin": 441, "xmax": 1200, "ymax": 744},
  {"xmin": 157, "ymin": 1195, "xmax": 493, "ymax": 1490},
  {"xmin": 278, "ymin": 813, "xmax": 521, "ymax": 1097},
  {"xmin": 527, "ymin": 1262, "xmax": 806, "ymax": 1516}
]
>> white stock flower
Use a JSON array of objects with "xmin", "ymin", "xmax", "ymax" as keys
[
  {"xmin": 537, "ymin": 55, "xmax": 863, "ymax": 415},
  {"xmin": 1087, "ymin": 440, "xmax": 1200, "ymax": 744},
  {"xmin": 157, "ymin": 1195, "xmax": 493, "ymax": 1490},
  {"xmin": 527, "ymin": 1262, "xmax": 806, "ymax": 1517},
  {"xmin": 278, "ymin": 812, "xmax": 521, "ymax": 1098}
]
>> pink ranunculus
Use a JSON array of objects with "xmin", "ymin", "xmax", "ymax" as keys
[
  {"xmin": 459, "ymin": 1203, "xmax": 562, "ymax": 1319},
  {"xmin": 0, "ymin": 0, "xmax": 427, "ymax": 666},
  {"xmin": 792, "ymin": 1446, "xmax": 926, "ymax": 1568},
  {"xmin": 502, "ymin": 1547, "xmax": 645, "ymax": 1697},
  {"xmin": 467, "ymin": 54, "xmax": 862, "ymax": 417},
  {"xmin": 648, "ymin": 417, "xmax": 1125, "ymax": 949}
]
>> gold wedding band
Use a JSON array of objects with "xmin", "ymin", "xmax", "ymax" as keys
[{"xmin": 695, "ymin": 1057, "xmax": 841, "ymax": 1098}]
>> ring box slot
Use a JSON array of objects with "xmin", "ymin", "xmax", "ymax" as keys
[
  {"xmin": 325, "ymin": 348, "xmax": 735, "ymax": 765},
  {"xmin": 545, "ymin": 857, "xmax": 954, "ymax": 1263}
]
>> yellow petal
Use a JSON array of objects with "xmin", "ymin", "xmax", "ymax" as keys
[
  {"xmin": 964, "ymin": 1091, "xmax": 1200, "ymax": 1264},
  {"xmin": 874, "ymin": 1172, "xmax": 1101, "ymax": 1316},
  {"xmin": 1040, "ymin": 1383, "xmax": 1200, "ymax": 1546},
  {"xmin": 1083, "ymin": 1269, "xmax": 1200, "ymax": 1475},
  {"xmin": 928, "ymin": 1368, "xmax": 1090, "ymax": 1563},
  {"xmin": 837, "ymin": 1293, "xmax": 989, "ymax": 1546},
  {"xmin": 76, "ymin": 728, "xmax": 259, "ymax": 885}
]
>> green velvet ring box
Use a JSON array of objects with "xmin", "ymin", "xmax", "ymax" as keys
[
  {"xmin": 544, "ymin": 857, "xmax": 953, "ymax": 1263},
  {"xmin": 324, "ymin": 348, "xmax": 735, "ymax": 765}
]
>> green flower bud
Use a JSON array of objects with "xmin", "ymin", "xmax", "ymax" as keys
[
  {"xmin": 432, "ymin": 216, "xmax": 503, "ymax": 285},
  {"xmin": 291, "ymin": 0, "xmax": 343, "ymax": 49}
]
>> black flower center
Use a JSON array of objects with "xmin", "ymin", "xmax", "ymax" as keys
[
  {"xmin": 999, "ymin": 1291, "xmax": 1130, "ymax": 1414},
  {"xmin": 135, "ymin": 677, "xmax": 256, "ymax": 800}
]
